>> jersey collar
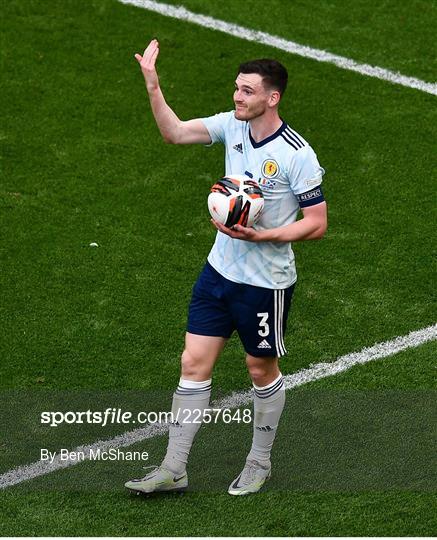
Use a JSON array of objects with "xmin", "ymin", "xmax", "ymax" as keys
[{"xmin": 248, "ymin": 120, "xmax": 287, "ymax": 148}]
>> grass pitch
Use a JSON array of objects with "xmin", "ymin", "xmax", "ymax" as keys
[{"xmin": 0, "ymin": 0, "xmax": 436, "ymax": 536}]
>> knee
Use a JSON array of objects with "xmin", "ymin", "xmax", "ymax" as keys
[
  {"xmin": 181, "ymin": 349, "xmax": 209, "ymax": 380},
  {"xmin": 247, "ymin": 364, "xmax": 269, "ymax": 386},
  {"xmin": 246, "ymin": 356, "xmax": 279, "ymax": 387}
]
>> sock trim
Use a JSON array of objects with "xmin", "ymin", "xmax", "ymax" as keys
[
  {"xmin": 252, "ymin": 372, "xmax": 282, "ymax": 391},
  {"xmin": 179, "ymin": 378, "xmax": 212, "ymax": 388},
  {"xmin": 175, "ymin": 378, "xmax": 212, "ymax": 395},
  {"xmin": 253, "ymin": 373, "xmax": 284, "ymax": 399}
]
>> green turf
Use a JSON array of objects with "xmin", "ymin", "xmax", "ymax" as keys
[
  {"xmin": 0, "ymin": 0, "xmax": 436, "ymax": 536},
  {"xmin": 1, "ymin": 490, "xmax": 436, "ymax": 537},
  {"xmin": 163, "ymin": 0, "xmax": 437, "ymax": 82},
  {"xmin": 1, "ymin": 0, "xmax": 435, "ymax": 391},
  {"xmin": 1, "ymin": 342, "xmax": 436, "ymax": 536}
]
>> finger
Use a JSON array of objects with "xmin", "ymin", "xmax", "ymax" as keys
[
  {"xmin": 134, "ymin": 53, "xmax": 142, "ymax": 63},
  {"xmin": 144, "ymin": 38, "xmax": 157, "ymax": 54},
  {"xmin": 143, "ymin": 40, "xmax": 158, "ymax": 61},
  {"xmin": 143, "ymin": 47, "xmax": 159, "ymax": 70},
  {"xmin": 150, "ymin": 47, "xmax": 159, "ymax": 63},
  {"xmin": 211, "ymin": 219, "xmax": 228, "ymax": 233},
  {"xmin": 140, "ymin": 46, "xmax": 152, "ymax": 64}
]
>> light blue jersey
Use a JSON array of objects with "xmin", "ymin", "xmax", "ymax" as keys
[{"xmin": 201, "ymin": 111, "xmax": 325, "ymax": 289}]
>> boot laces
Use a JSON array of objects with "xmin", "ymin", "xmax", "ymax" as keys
[
  {"xmin": 240, "ymin": 460, "xmax": 260, "ymax": 484},
  {"xmin": 140, "ymin": 465, "xmax": 161, "ymax": 480}
]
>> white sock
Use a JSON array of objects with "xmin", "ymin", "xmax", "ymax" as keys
[
  {"xmin": 162, "ymin": 378, "xmax": 212, "ymax": 475},
  {"xmin": 247, "ymin": 373, "xmax": 285, "ymax": 465}
]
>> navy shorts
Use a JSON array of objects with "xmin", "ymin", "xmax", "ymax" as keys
[{"xmin": 187, "ymin": 262, "xmax": 295, "ymax": 358}]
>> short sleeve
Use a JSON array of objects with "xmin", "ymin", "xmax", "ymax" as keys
[
  {"xmin": 288, "ymin": 145, "xmax": 325, "ymax": 195},
  {"xmin": 200, "ymin": 111, "xmax": 234, "ymax": 145}
]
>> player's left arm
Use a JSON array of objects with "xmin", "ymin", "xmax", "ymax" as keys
[{"xmin": 212, "ymin": 201, "xmax": 327, "ymax": 242}]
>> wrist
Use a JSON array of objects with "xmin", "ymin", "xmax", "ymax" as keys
[
  {"xmin": 255, "ymin": 229, "xmax": 275, "ymax": 242},
  {"xmin": 143, "ymin": 73, "xmax": 160, "ymax": 93},
  {"xmin": 146, "ymin": 82, "xmax": 159, "ymax": 94}
]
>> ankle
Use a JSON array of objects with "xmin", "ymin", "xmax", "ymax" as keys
[{"xmin": 162, "ymin": 459, "xmax": 186, "ymax": 476}]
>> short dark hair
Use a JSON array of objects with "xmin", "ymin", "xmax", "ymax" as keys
[{"xmin": 238, "ymin": 59, "xmax": 288, "ymax": 96}]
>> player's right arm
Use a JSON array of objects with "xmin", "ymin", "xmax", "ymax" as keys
[{"xmin": 135, "ymin": 39, "xmax": 211, "ymax": 145}]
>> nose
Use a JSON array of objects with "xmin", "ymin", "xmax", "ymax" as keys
[{"xmin": 234, "ymin": 89, "xmax": 244, "ymax": 103}]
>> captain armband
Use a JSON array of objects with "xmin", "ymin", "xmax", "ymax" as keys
[{"xmin": 296, "ymin": 185, "xmax": 325, "ymax": 208}]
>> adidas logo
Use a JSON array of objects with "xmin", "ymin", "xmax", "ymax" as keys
[
  {"xmin": 233, "ymin": 143, "xmax": 243, "ymax": 154},
  {"xmin": 257, "ymin": 339, "xmax": 271, "ymax": 349},
  {"xmin": 256, "ymin": 425, "xmax": 274, "ymax": 432}
]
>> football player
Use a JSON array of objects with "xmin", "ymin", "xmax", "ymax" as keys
[{"xmin": 125, "ymin": 39, "xmax": 327, "ymax": 496}]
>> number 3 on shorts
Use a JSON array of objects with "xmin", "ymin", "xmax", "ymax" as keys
[{"xmin": 257, "ymin": 312, "xmax": 270, "ymax": 337}]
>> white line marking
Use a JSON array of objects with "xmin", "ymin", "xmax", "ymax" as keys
[
  {"xmin": 1, "ymin": 323, "xmax": 436, "ymax": 489},
  {"xmin": 119, "ymin": 0, "xmax": 437, "ymax": 96}
]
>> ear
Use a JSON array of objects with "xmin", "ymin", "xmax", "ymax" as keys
[{"xmin": 268, "ymin": 90, "xmax": 281, "ymax": 107}]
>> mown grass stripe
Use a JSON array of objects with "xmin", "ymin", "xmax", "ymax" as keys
[
  {"xmin": 1, "ymin": 323, "xmax": 435, "ymax": 490},
  {"xmin": 119, "ymin": 0, "xmax": 437, "ymax": 96}
]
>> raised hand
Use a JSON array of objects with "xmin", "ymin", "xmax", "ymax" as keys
[{"xmin": 135, "ymin": 39, "xmax": 160, "ymax": 92}]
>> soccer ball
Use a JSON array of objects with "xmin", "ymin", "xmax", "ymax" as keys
[{"xmin": 208, "ymin": 174, "xmax": 264, "ymax": 228}]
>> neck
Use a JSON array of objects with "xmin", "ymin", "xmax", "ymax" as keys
[{"xmin": 249, "ymin": 112, "xmax": 282, "ymax": 143}]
